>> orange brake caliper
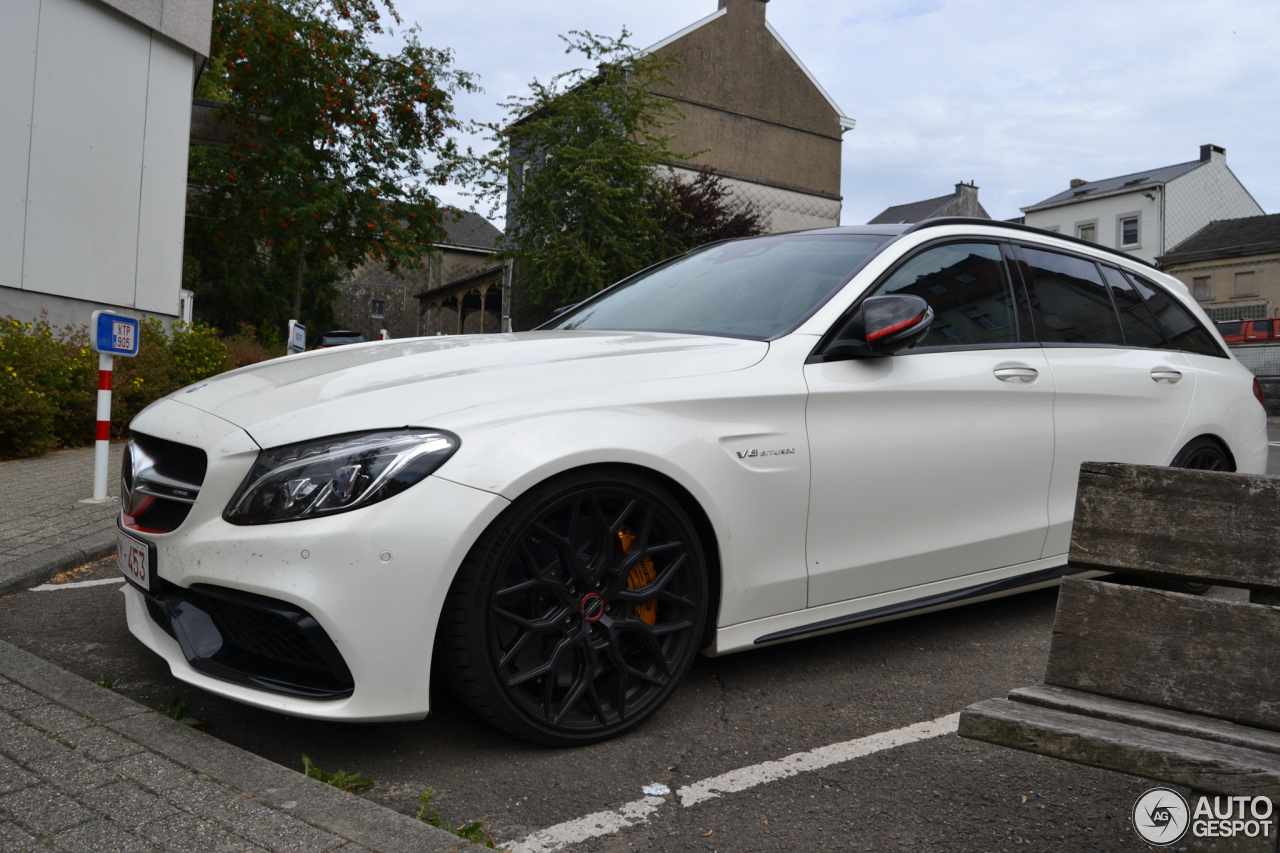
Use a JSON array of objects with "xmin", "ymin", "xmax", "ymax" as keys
[{"xmin": 617, "ymin": 529, "xmax": 658, "ymax": 627}]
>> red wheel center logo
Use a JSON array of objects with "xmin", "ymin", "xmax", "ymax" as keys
[{"xmin": 579, "ymin": 593, "xmax": 605, "ymax": 622}]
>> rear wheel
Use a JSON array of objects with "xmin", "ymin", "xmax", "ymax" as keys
[
  {"xmin": 1165, "ymin": 437, "xmax": 1235, "ymax": 594},
  {"xmin": 439, "ymin": 470, "xmax": 707, "ymax": 745}
]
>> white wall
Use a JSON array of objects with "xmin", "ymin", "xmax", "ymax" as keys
[
  {"xmin": 670, "ymin": 166, "xmax": 841, "ymax": 234},
  {"xmin": 0, "ymin": 0, "xmax": 195, "ymax": 326},
  {"xmin": 1164, "ymin": 151, "xmax": 1264, "ymax": 252},
  {"xmin": 1023, "ymin": 188, "xmax": 1162, "ymax": 263}
]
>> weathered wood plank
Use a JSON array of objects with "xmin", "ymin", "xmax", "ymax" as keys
[
  {"xmin": 959, "ymin": 698, "xmax": 1280, "ymax": 800},
  {"xmin": 1045, "ymin": 579, "xmax": 1280, "ymax": 731},
  {"xmin": 1008, "ymin": 685, "xmax": 1280, "ymax": 756},
  {"xmin": 1069, "ymin": 462, "xmax": 1280, "ymax": 591}
]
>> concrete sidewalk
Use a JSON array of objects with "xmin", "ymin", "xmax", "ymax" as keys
[
  {"xmin": 0, "ymin": 445, "xmax": 126, "ymax": 596},
  {"xmin": 0, "ymin": 639, "xmax": 466, "ymax": 852}
]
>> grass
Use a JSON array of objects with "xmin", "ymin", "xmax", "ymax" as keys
[
  {"xmin": 300, "ymin": 753, "xmax": 375, "ymax": 793},
  {"xmin": 159, "ymin": 696, "xmax": 201, "ymax": 728},
  {"xmin": 415, "ymin": 788, "xmax": 500, "ymax": 849},
  {"xmin": 95, "ymin": 673, "xmax": 119, "ymax": 691}
]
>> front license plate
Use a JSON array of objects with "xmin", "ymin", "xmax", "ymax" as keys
[{"xmin": 117, "ymin": 529, "xmax": 153, "ymax": 592}]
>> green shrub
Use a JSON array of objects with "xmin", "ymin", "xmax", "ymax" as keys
[{"xmin": 0, "ymin": 313, "xmax": 275, "ymax": 460}]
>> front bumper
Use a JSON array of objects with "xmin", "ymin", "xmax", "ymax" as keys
[{"xmin": 124, "ymin": 400, "xmax": 509, "ymax": 721}]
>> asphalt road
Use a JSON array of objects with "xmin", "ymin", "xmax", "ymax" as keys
[{"xmin": 2, "ymin": 426, "xmax": 1276, "ymax": 851}]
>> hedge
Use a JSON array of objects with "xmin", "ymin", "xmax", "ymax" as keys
[{"xmin": 0, "ymin": 314, "xmax": 276, "ymax": 460}]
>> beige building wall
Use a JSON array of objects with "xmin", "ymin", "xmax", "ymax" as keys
[
  {"xmin": 646, "ymin": 0, "xmax": 850, "ymax": 231},
  {"xmin": 1164, "ymin": 252, "xmax": 1280, "ymax": 321}
]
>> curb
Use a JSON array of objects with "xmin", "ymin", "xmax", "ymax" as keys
[
  {"xmin": 0, "ymin": 529, "xmax": 118, "ymax": 597},
  {"xmin": 0, "ymin": 639, "xmax": 469, "ymax": 852}
]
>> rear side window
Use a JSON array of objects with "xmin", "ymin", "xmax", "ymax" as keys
[
  {"xmin": 1020, "ymin": 246, "xmax": 1123, "ymax": 345},
  {"xmin": 1100, "ymin": 266, "xmax": 1167, "ymax": 348},
  {"xmin": 866, "ymin": 242, "xmax": 1017, "ymax": 347},
  {"xmin": 1125, "ymin": 273, "xmax": 1224, "ymax": 357},
  {"xmin": 1217, "ymin": 321, "xmax": 1243, "ymax": 337}
]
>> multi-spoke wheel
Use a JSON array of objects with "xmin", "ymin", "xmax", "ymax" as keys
[
  {"xmin": 1165, "ymin": 437, "xmax": 1235, "ymax": 594},
  {"xmin": 440, "ymin": 470, "xmax": 707, "ymax": 745}
]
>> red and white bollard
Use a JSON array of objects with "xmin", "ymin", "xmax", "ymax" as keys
[{"xmin": 93, "ymin": 352, "xmax": 114, "ymax": 501}]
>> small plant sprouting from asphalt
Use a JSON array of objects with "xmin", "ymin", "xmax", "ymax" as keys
[
  {"xmin": 415, "ymin": 788, "xmax": 500, "ymax": 849},
  {"xmin": 159, "ymin": 696, "xmax": 201, "ymax": 728},
  {"xmin": 95, "ymin": 673, "xmax": 119, "ymax": 691},
  {"xmin": 301, "ymin": 753, "xmax": 375, "ymax": 793}
]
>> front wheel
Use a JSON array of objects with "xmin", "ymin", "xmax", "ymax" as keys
[{"xmin": 439, "ymin": 470, "xmax": 708, "ymax": 746}]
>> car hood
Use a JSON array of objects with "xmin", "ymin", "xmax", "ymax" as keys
[{"xmin": 171, "ymin": 331, "xmax": 769, "ymax": 448}]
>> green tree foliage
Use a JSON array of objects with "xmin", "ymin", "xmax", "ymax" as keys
[
  {"xmin": 468, "ymin": 31, "xmax": 691, "ymax": 321},
  {"xmin": 186, "ymin": 0, "xmax": 476, "ymax": 339}
]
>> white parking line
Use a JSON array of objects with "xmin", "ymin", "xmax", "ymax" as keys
[
  {"xmin": 29, "ymin": 577, "xmax": 125, "ymax": 592},
  {"xmin": 508, "ymin": 711, "xmax": 960, "ymax": 852}
]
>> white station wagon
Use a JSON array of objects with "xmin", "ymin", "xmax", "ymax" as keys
[{"xmin": 117, "ymin": 218, "xmax": 1267, "ymax": 745}]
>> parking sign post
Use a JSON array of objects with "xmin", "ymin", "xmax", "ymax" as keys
[
  {"xmin": 88, "ymin": 311, "xmax": 140, "ymax": 502},
  {"xmin": 287, "ymin": 319, "xmax": 306, "ymax": 354}
]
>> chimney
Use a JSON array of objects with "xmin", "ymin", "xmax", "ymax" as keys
[
  {"xmin": 719, "ymin": 0, "xmax": 769, "ymax": 23},
  {"xmin": 955, "ymin": 181, "xmax": 979, "ymax": 198},
  {"xmin": 1070, "ymin": 179, "xmax": 1087, "ymax": 188},
  {"xmin": 1200, "ymin": 143, "xmax": 1226, "ymax": 162}
]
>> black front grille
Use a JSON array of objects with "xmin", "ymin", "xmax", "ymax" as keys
[
  {"xmin": 127, "ymin": 433, "xmax": 208, "ymax": 533},
  {"xmin": 132, "ymin": 432, "xmax": 208, "ymax": 485},
  {"xmin": 136, "ymin": 500, "xmax": 192, "ymax": 533},
  {"xmin": 140, "ymin": 583, "xmax": 353, "ymax": 699}
]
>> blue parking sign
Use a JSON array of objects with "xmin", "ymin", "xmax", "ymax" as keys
[{"xmin": 90, "ymin": 311, "xmax": 140, "ymax": 357}]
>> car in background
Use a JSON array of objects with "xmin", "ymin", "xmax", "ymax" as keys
[
  {"xmin": 316, "ymin": 330, "xmax": 365, "ymax": 348},
  {"xmin": 1216, "ymin": 318, "xmax": 1280, "ymax": 344},
  {"xmin": 116, "ymin": 217, "xmax": 1267, "ymax": 746}
]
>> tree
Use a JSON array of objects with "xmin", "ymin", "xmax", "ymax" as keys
[
  {"xmin": 185, "ymin": 0, "xmax": 476, "ymax": 338},
  {"xmin": 659, "ymin": 166, "xmax": 765, "ymax": 250},
  {"xmin": 468, "ymin": 31, "xmax": 691, "ymax": 323}
]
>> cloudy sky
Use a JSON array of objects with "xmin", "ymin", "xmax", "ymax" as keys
[{"xmin": 382, "ymin": 0, "xmax": 1278, "ymax": 227}]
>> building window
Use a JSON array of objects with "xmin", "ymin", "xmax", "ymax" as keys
[
  {"xmin": 1118, "ymin": 215, "xmax": 1140, "ymax": 247},
  {"xmin": 1233, "ymin": 271, "xmax": 1257, "ymax": 298},
  {"xmin": 1076, "ymin": 222, "xmax": 1097, "ymax": 242},
  {"xmin": 1192, "ymin": 276, "xmax": 1213, "ymax": 301},
  {"xmin": 371, "ymin": 299, "xmax": 387, "ymax": 318},
  {"xmin": 962, "ymin": 306, "xmax": 1006, "ymax": 331}
]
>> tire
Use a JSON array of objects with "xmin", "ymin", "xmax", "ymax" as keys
[
  {"xmin": 1165, "ymin": 437, "xmax": 1236, "ymax": 594},
  {"xmin": 439, "ymin": 469, "xmax": 708, "ymax": 746}
]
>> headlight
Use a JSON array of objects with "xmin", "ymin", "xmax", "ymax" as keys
[{"xmin": 224, "ymin": 429, "xmax": 459, "ymax": 525}]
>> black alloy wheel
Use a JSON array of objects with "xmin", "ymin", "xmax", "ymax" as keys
[
  {"xmin": 1165, "ymin": 436, "xmax": 1236, "ymax": 594},
  {"xmin": 1171, "ymin": 436, "xmax": 1234, "ymax": 471},
  {"xmin": 440, "ymin": 470, "xmax": 707, "ymax": 745}
]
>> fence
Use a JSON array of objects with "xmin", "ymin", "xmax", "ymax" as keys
[{"xmin": 1231, "ymin": 344, "xmax": 1280, "ymax": 378}]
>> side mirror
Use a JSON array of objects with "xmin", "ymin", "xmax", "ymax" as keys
[{"xmin": 823, "ymin": 294, "xmax": 934, "ymax": 359}]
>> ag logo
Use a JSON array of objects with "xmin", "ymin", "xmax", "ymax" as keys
[{"xmin": 1133, "ymin": 787, "xmax": 1190, "ymax": 845}]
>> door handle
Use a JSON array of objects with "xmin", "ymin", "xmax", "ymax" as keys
[
  {"xmin": 993, "ymin": 367, "xmax": 1038, "ymax": 383},
  {"xmin": 1151, "ymin": 368, "xmax": 1183, "ymax": 384}
]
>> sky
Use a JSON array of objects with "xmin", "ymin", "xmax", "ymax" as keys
[{"xmin": 379, "ymin": 0, "xmax": 1279, "ymax": 227}]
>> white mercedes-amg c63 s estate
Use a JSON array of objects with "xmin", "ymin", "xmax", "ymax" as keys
[{"xmin": 117, "ymin": 218, "xmax": 1267, "ymax": 744}]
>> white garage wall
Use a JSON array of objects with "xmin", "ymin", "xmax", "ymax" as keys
[
  {"xmin": 1, "ymin": 0, "xmax": 195, "ymax": 326},
  {"xmin": 0, "ymin": 0, "xmax": 42, "ymax": 294}
]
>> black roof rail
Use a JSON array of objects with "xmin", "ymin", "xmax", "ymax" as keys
[{"xmin": 901, "ymin": 216, "xmax": 1157, "ymax": 269}]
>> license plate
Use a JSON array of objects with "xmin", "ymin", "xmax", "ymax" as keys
[{"xmin": 117, "ymin": 529, "xmax": 152, "ymax": 592}]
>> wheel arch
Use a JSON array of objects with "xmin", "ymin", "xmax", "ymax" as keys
[{"xmin": 1171, "ymin": 432, "xmax": 1237, "ymax": 471}]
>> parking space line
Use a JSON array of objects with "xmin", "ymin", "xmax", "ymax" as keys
[
  {"xmin": 29, "ymin": 577, "xmax": 125, "ymax": 592},
  {"xmin": 508, "ymin": 711, "xmax": 960, "ymax": 852}
]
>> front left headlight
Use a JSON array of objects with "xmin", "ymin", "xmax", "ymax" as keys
[{"xmin": 224, "ymin": 429, "xmax": 459, "ymax": 525}]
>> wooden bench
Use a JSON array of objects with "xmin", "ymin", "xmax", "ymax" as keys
[{"xmin": 959, "ymin": 462, "xmax": 1280, "ymax": 851}]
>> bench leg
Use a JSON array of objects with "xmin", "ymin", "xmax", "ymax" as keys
[{"xmin": 1186, "ymin": 791, "xmax": 1279, "ymax": 853}]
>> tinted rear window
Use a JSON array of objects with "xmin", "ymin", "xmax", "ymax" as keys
[
  {"xmin": 1125, "ymin": 273, "xmax": 1223, "ymax": 357},
  {"xmin": 1020, "ymin": 246, "xmax": 1123, "ymax": 345},
  {"xmin": 1217, "ymin": 321, "xmax": 1243, "ymax": 336},
  {"xmin": 1100, "ymin": 266, "xmax": 1166, "ymax": 349},
  {"xmin": 320, "ymin": 334, "xmax": 364, "ymax": 346}
]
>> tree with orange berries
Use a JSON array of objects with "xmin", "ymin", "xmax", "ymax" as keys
[{"xmin": 185, "ymin": 0, "xmax": 476, "ymax": 340}]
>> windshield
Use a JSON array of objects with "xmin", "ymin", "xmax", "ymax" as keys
[{"xmin": 546, "ymin": 234, "xmax": 892, "ymax": 340}]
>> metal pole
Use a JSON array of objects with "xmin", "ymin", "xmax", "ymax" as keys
[{"xmin": 93, "ymin": 352, "xmax": 114, "ymax": 501}]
